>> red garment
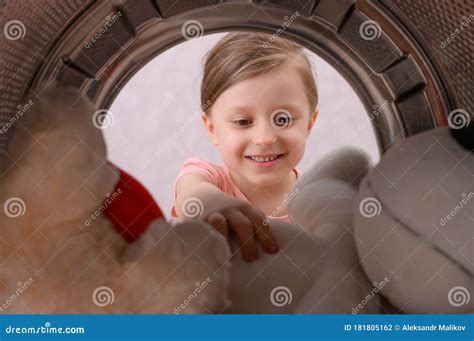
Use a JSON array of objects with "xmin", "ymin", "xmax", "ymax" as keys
[{"xmin": 103, "ymin": 161, "xmax": 164, "ymax": 243}]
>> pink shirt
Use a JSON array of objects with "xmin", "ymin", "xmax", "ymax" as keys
[{"xmin": 170, "ymin": 157, "xmax": 301, "ymax": 223}]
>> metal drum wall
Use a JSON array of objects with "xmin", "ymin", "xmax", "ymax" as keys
[{"xmin": 0, "ymin": 0, "xmax": 472, "ymax": 171}]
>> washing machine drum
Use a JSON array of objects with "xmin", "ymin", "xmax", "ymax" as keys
[{"xmin": 1, "ymin": 0, "xmax": 472, "ymax": 157}]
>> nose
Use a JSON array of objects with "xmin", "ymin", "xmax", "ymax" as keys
[{"xmin": 251, "ymin": 121, "xmax": 277, "ymax": 146}]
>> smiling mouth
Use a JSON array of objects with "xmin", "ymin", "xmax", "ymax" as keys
[{"xmin": 245, "ymin": 154, "xmax": 285, "ymax": 162}]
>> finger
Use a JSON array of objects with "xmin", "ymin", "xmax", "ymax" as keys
[
  {"xmin": 243, "ymin": 207, "xmax": 279, "ymax": 254},
  {"xmin": 226, "ymin": 210, "xmax": 258, "ymax": 262},
  {"xmin": 206, "ymin": 212, "xmax": 229, "ymax": 243}
]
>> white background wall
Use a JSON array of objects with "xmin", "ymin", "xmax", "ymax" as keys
[{"xmin": 105, "ymin": 32, "xmax": 379, "ymax": 222}]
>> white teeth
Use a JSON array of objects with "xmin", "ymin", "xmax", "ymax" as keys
[{"xmin": 249, "ymin": 155, "xmax": 279, "ymax": 162}]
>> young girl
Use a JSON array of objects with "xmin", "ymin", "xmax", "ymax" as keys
[{"xmin": 171, "ymin": 32, "xmax": 318, "ymax": 262}]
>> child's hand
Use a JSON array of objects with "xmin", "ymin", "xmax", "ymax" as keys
[{"xmin": 201, "ymin": 196, "xmax": 279, "ymax": 262}]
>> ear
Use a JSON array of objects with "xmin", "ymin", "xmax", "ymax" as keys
[
  {"xmin": 306, "ymin": 110, "xmax": 318, "ymax": 135},
  {"xmin": 201, "ymin": 111, "xmax": 219, "ymax": 146}
]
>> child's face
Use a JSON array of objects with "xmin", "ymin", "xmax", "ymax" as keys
[{"xmin": 202, "ymin": 66, "xmax": 317, "ymax": 188}]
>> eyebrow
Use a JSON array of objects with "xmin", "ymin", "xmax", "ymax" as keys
[
  {"xmin": 281, "ymin": 104, "xmax": 302, "ymax": 114},
  {"xmin": 226, "ymin": 104, "xmax": 303, "ymax": 114},
  {"xmin": 225, "ymin": 105, "xmax": 253, "ymax": 113}
]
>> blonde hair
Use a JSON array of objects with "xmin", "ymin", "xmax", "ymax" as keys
[{"xmin": 201, "ymin": 32, "xmax": 318, "ymax": 117}]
